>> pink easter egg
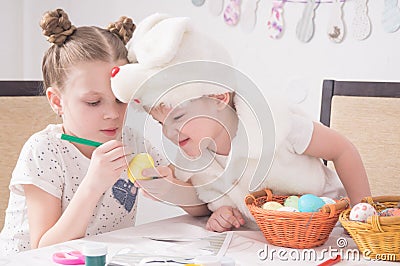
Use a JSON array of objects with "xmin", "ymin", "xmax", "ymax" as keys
[
  {"xmin": 379, "ymin": 207, "xmax": 399, "ymax": 217},
  {"xmin": 349, "ymin": 203, "xmax": 377, "ymax": 222},
  {"xmin": 393, "ymin": 208, "xmax": 400, "ymax": 216}
]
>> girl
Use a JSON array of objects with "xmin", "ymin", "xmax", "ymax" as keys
[
  {"xmin": 111, "ymin": 13, "xmax": 371, "ymax": 232},
  {"xmin": 0, "ymin": 9, "xmax": 173, "ymax": 255}
]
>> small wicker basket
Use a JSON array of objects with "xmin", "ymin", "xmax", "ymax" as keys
[
  {"xmin": 339, "ymin": 195, "xmax": 400, "ymax": 261},
  {"xmin": 245, "ymin": 188, "xmax": 349, "ymax": 249}
]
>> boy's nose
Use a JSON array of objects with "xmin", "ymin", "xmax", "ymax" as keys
[{"xmin": 163, "ymin": 125, "xmax": 179, "ymax": 143}]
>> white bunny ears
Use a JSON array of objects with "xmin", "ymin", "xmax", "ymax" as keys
[{"xmin": 110, "ymin": 13, "xmax": 232, "ymax": 111}]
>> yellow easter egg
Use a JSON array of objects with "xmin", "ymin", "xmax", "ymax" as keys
[
  {"xmin": 261, "ymin": 201, "xmax": 283, "ymax": 210},
  {"xmin": 128, "ymin": 153, "xmax": 155, "ymax": 182}
]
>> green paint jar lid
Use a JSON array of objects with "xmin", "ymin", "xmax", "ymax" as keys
[{"xmin": 83, "ymin": 242, "xmax": 107, "ymax": 256}]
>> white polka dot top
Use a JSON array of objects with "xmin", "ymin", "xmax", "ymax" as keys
[{"xmin": 0, "ymin": 124, "xmax": 165, "ymax": 256}]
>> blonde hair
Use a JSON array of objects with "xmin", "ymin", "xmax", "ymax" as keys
[{"xmin": 40, "ymin": 8, "xmax": 135, "ymax": 92}]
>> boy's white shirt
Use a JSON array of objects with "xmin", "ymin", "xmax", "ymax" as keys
[
  {"xmin": 174, "ymin": 95, "xmax": 346, "ymax": 228},
  {"xmin": 109, "ymin": 13, "xmax": 346, "ymax": 228}
]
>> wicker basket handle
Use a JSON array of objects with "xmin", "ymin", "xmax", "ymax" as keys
[
  {"xmin": 321, "ymin": 197, "xmax": 350, "ymax": 217},
  {"xmin": 362, "ymin": 195, "xmax": 400, "ymax": 204},
  {"xmin": 244, "ymin": 189, "xmax": 273, "ymax": 204},
  {"xmin": 366, "ymin": 215, "xmax": 400, "ymax": 226},
  {"xmin": 366, "ymin": 215, "xmax": 400, "ymax": 233}
]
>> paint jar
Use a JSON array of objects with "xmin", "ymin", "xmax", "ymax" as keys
[
  {"xmin": 193, "ymin": 255, "xmax": 221, "ymax": 266},
  {"xmin": 83, "ymin": 243, "xmax": 107, "ymax": 266},
  {"xmin": 220, "ymin": 256, "xmax": 236, "ymax": 266}
]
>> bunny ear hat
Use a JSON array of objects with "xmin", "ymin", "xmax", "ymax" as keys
[{"xmin": 111, "ymin": 13, "xmax": 233, "ymax": 111}]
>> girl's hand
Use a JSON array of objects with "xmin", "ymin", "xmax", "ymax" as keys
[
  {"xmin": 206, "ymin": 206, "xmax": 245, "ymax": 232},
  {"xmin": 27, "ymin": 140, "xmax": 129, "ymax": 248},
  {"xmin": 84, "ymin": 140, "xmax": 128, "ymax": 194}
]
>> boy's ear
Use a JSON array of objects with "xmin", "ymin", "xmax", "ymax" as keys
[
  {"xmin": 46, "ymin": 87, "xmax": 63, "ymax": 115},
  {"xmin": 210, "ymin": 92, "xmax": 231, "ymax": 110}
]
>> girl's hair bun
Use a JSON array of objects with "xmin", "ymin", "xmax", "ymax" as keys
[
  {"xmin": 40, "ymin": 8, "xmax": 76, "ymax": 46},
  {"xmin": 107, "ymin": 16, "xmax": 136, "ymax": 45}
]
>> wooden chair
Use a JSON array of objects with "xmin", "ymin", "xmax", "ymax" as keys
[
  {"xmin": 0, "ymin": 81, "xmax": 61, "ymax": 229},
  {"xmin": 320, "ymin": 80, "xmax": 400, "ymax": 197}
]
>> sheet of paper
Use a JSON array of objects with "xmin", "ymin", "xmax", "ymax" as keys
[{"xmin": 108, "ymin": 228, "xmax": 233, "ymax": 265}]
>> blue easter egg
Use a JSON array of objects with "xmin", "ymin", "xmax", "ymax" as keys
[
  {"xmin": 320, "ymin": 196, "xmax": 336, "ymax": 205},
  {"xmin": 298, "ymin": 194, "xmax": 326, "ymax": 212}
]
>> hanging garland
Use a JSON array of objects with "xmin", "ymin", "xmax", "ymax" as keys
[
  {"xmin": 382, "ymin": 0, "xmax": 400, "ymax": 33},
  {"xmin": 191, "ymin": 0, "xmax": 400, "ymax": 42}
]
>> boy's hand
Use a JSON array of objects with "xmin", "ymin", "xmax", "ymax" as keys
[
  {"xmin": 134, "ymin": 166, "xmax": 176, "ymax": 202},
  {"xmin": 206, "ymin": 206, "xmax": 245, "ymax": 232},
  {"xmin": 134, "ymin": 165, "xmax": 204, "ymax": 206},
  {"xmin": 142, "ymin": 165, "xmax": 174, "ymax": 180}
]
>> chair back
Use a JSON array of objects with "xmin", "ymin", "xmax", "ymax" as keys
[
  {"xmin": 320, "ymin": 80, "xmax": 400, "ymax": 197},
  {"xmin": 0, "ymin": 81, "xmax": 61, "ymax": 229}
]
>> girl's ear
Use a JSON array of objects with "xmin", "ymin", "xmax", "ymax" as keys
[
  {"xmin": 211, "ymin": 92, "xmax": 231, "ymax": 110},
  {"xmin": 46, "ymin": 87, "xmax": 63, "ymax": 116}
]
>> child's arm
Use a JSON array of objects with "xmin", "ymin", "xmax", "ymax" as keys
[
  {"xmin": 303, "ymin": 122, "xmax": 371, "ymax": 205},
  {"xmin": 206, "ymin": 206, "xmax": 245, "ymax": 232},
  {"xmin": 140, "ymin": 165, "xmax": 211, "ymax": 216},
  {"xmin": 181, "ymin": 204, "xmax": 211, "ymax": 216},
  {"xmin": 24, "ymin": 140, "xmax": 128, "ymax": 249}
]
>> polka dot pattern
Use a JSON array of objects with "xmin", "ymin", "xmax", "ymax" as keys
[{"xmin": 0, "ymin": 124, "xmax": 166, "ymax": 255}]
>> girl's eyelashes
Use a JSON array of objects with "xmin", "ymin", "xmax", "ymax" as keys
[
  {"xmin": 85, "ymin": 98, "xmax": 124, "ymax": 106},
  {"xmin": 87, "ymin": 100, "xmax": 100, "ymax": 106}
]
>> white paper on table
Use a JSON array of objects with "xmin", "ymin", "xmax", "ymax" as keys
[{"xmin": 108, "ymin": 222, "xmax": 233, "ymax": 265}]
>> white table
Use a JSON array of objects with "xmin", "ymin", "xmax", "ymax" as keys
[{"xmin": 0, "ymin": 215, "xmax": 395, "ymax": 265}]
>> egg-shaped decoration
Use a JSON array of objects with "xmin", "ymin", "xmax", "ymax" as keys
[
  {"xmin": 284, "ymin": 196, "xmax": 299, "ymax": 209},
  {"xmin": 379, "ymin": 207, "xmax": 400, "ymax": 217},
  {"xmin": 393, "ymin": 208, "xmax": 400, "ymax": 216},
  {"xmin": 298, "ymin": 194, "xmax": 326, "ymax": 212},
  {"xmin": 320, "ymin": 196, "xmax": 336, "ymax": 205},
  {"xmin": 261, "ymin": 201, "xmax": 283, "ymax": 210},
  {"xmin": 349, "ymin": 203, "xmax": 377, "ymax": 222},
  {"xmin": 127, "ymin": 153, "xmax": 155, "ymax": 182}
]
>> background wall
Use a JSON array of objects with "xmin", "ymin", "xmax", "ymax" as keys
[{"xmin": 1, "ymin": 0, "xmax": 399, "ymax": 224}]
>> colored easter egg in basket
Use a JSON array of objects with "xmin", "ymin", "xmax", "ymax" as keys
[
  {"xmin": 320, "ymin": 196, "xmax": 336, "ymax": 205},
  {"xmin": 349, "ymin": 203, "xmax": 377, "ymax": 222},
  {"xmin": 261, "ymin": 201, "xmax": 283, "ymax": 210},
  {"xmin": 393, "ymin": 208, "xmax": 400, "ymax": 216},
  {"xmin": 127, "ymin": 153, "xmax": 155, "ymax": 182},
  {"xmin": 379, "ymin": 207, "xmax": 400, "ymax": 217},
  {"xmin": 277, "ymin": 206, "xmax": 299, "ymax": 212},
  {"xmin": 284, "ymin": 196, "xmax": 299, "ymax": 209},
  {"xmin": 298, "ymin": 194, "xmax": 326, "ymax": 212}
]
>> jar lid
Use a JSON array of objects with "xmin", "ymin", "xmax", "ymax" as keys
[
  {"xmin": 82, "ymin": 243, "xmax": 107, "ymax": 256},
  {"xmin": 193, "ymin": 255, "xmax": 236, "ymax": 266},
  {"xmin": 193, "ymin": 255, "xmax": 221, "ymax": 266},
  {"xmin": 221, "ymin": 256, "xmax": 235, "ymax": 266}
]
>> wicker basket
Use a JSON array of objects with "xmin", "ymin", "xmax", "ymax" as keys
[
  {"xmin": 245, "ymin": 189, "xmax": 350, "ymax": 249},
  {"xmin": 339, "ymin": 195, "xmax": 400, "ymax": 261}
]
